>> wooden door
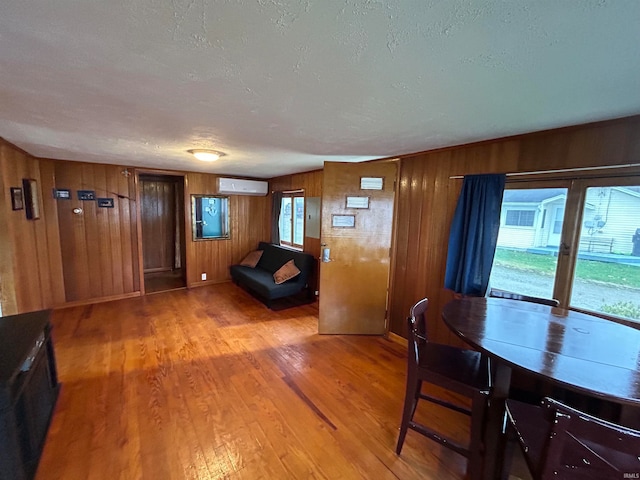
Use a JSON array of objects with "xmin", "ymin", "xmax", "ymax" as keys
[
  {"xmin": 140, "ymin": 177, "xmax": 176, "ymax": 273},
  {"xmin": 319, "ymin": 161, "xmax": 398, "ymax": 334}
]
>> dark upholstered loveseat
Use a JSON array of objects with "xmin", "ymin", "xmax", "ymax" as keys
[{"xmin": 230, "ymin": 242, "xmax": 315, "ymax": 307}]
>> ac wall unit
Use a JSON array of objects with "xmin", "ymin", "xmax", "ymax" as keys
[{"xmin": 217, "ymin": 177, "xmax": 268, "ymax": 196}]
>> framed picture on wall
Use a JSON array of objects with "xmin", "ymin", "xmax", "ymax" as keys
[
  {"xmin": 10, "ymin": 187, "xmax": 24, "ymax": 210},
  {"xmin": 22, "ymin": 178, "xmax": 41, "ymax": 220}
]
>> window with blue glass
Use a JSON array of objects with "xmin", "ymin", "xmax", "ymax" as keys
[{"xmin": 192, "ymin": 195, "xmax": 229, "ymax": 240}]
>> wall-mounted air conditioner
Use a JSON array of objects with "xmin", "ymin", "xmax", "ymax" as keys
[{"xmin": 217, "ymin": 177, "xmax": 269, "ymax": 196}]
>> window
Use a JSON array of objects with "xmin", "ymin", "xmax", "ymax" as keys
[
  {"xmin": 570, "ymin": 184, "xmax": 640, "ymax": 320},
  {"xmin": 489, "ymin": 178, "xmax": 640, "ymax": 324},
  {"xmin": 279, "ymin": 191, "xmax": 304, "ymax": 249},
  {"xmin": 505, "ymin": 210, "xmax": 535, "ymax": 227},
  {"xmin": 491, "ymin": 187, "xmax": 568, "ymax": 300},
  {"xmin": 552, "ymin": 207, "xmax": 564, "ymax": 234},
  {"xmin": 191, "ymin": 195, "xmax": 230, "ymax": 240}
]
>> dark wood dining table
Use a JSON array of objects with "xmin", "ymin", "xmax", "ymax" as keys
[{"xmin": 442, "ymin": 296, "xmax": 640, "ymax": 480}]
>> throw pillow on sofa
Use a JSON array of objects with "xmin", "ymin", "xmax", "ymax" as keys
[
  {"xmin": 240, "ymin": 250, "xmax": 263, "ymax": 267},
  {"xmin": 273, "ymin": 259, "xmax": 301, "ymax": 284}
]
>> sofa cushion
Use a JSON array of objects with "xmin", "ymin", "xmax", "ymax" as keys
[
  {"xmin": 273, "ymin": 259, "xmax": 301, "ymax": 284},
  {"xmin": 230, "ymin": 265, "xmax": 305, "ymax": 299},
  {"xmin": 240, "ymin": 250, "xmax": 263, "ymax": 267},
  {"xmin": 255, "ymin": 242, "xmax": 313, "ymax": 286}
]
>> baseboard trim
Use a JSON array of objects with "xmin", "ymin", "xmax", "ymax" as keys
[
  {"xmin": 187, "ymin": 279, "xmax": 231, "ymax": 288},
  {"xmin": 386, "ymin": 331, "xmax": 407, "ymax": 346},
  {"xmin": 54, "ymin": 291, "xmax": 141, "ymax": 309}
]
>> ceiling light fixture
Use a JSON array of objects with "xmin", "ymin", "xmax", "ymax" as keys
[{"xmin": 188, "ymin": 149, "xmax": 226, "ymax": 162}]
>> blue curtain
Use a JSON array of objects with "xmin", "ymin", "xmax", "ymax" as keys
[
  {"xmin": 444, "ymin": 174, "xmax": 506, "ymax": 296},
  {"xmin": 271, "ymin": 191, "xmax": 283, "ymax": 244}
]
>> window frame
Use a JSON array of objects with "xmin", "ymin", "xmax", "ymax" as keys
[
  {"xmin": 555, "ymin": 176, "xmax": 640, "ymax": 313},
  {"xmin": 191, "ymin": 195, "xmax": 230, "ymax": 241},
  {"xmin": 279, "ymin": 190, "xmax": 305, "ymax": 250},
  {"xmin": 494, "ymin": 173, "xmax": 640, "ymax": 325}
]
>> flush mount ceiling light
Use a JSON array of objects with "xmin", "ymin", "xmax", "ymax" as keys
[{"xmin": 188, "ymin": 149, "xmax": 226, "ymax": 161}]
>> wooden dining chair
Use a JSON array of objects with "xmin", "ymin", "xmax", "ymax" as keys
[
  {"xmin": 501, "ymin": 397, "xmax": 640, "ymax": 480},
  {"xmin": 488, "ymin": 288, "xmax": 559, "ymax": 307},
  {"xmin": 396, "ymin": 298, "xmax": 492, "ymax": 479}
]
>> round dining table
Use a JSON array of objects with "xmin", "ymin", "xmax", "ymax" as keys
[{"xmin": 442, "ymin": 296, "xmax": 640, "ymax": 480}]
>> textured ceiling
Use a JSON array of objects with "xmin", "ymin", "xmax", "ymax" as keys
[{"xmin": 1, "ymin": 1, "xmax": 639, "ymax": 178}]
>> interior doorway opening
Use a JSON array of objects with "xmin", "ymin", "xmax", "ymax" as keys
[{"xmin": 139, "ymin": 173, "xmax": 187, "ymax": 293}]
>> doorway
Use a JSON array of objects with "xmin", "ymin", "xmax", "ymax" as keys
[
  {"xmin": 318, "ymin": 160, "xmax": 398, "ymax": 334},
  {"xmin": 139, "ymin": 174, "xmax": 187, "ymax": 293}
]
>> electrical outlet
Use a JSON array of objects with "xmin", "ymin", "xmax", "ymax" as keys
[{"xmin": 201, "ymin": 273, "xmax": 207, "ymax": 281}]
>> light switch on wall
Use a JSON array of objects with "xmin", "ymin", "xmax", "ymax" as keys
[{"xmin": 201, "ymin": 273, "xmax": 207, "ymax": 281}]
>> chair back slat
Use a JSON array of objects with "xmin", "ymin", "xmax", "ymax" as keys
[
  {"xmin": 539, "ymin": 397, "xmax": 640, "ymax": 479},
  {"xmin": 407, "ymin": 298, "xmax": 429, "ymax": 365}
]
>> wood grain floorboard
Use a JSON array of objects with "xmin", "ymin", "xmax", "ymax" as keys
[{"xmin": 36, "ymin": 282, "xmax": 483, "ymax": 480}]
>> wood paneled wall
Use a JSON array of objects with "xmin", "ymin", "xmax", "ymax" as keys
[
  {"xmin": 0, "ymin": 140, "xmax": 62, "ymax": 314},
  {"xmin": 390, "ymin": 115, "xmax": 640, "ymax": 345},
  {"xmin": 54, "ymin": 161, "xmax": 139, "ymax": 303},
  {"xmin": 185, "ymin": 173, "xmax": 270, "ymax": 287},
  {"xmin": 271, "ymin": 169, "xmax": 324, "ymax": 198}
]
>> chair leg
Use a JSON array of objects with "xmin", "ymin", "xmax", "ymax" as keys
[
  {"xmin": 466, "ymin": 391, "xmax": 488, "ymax": 480},
  {"xmin": 396, "ymin": 376, "xmax": 421, "ymax": 454},
  {"xmin": 499, "ymin": 421, "xmax": 518, "ymax": 480}
]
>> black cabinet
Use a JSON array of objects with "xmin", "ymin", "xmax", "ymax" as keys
[{"xmin": 0, "ymin": 310, "xmax": 59, "ymax": 480}]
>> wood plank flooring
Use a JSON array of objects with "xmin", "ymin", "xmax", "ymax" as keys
[
  {"xmin": 37, "ymin": 282, "xmax": 493, "ymax": 479},
  {"xmin": 144, "ymin": 269, "xmax": 186, "ymax": 294}
]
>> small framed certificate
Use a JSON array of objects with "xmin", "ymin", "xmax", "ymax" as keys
[
  {"xmin": 97, "ymin": 198, "xmax": 115, "ymax": 208},
  {"xmin": 360, "ymin": 177, "xmax": 384, "ymax": 190},
  {"xmin": 53, "ymin": 188, "xmax": 71, "ymax": 199},
  {"xmin": 346, "ymin": 196, "xmax": 369, "ymax": 209},
  {"xmin": 332, "ymin": 214, "xmax": 356, "ymax": 228}
]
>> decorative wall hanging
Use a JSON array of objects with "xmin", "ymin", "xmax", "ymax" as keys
[
  {"xmin": 10, "ymin": 187, "xmax": 24, "ymax": 210},
  {"xmin": 97, "ymin": 198, "xmax": 114, "ymax": 208},
  {"xmin": 22, "ymin": 179, "xmax": 40, "ymax": 219},
  {"xmin": 53, "ymin": 188, "xmax": 71, "ymax": 199}
]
